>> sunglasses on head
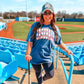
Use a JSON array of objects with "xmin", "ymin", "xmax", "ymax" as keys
[{"xmin": 43, "ymin": 11, "xmax": 52, "ymax": 15}]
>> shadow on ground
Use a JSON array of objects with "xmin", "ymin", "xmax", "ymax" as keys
[{"xmin": 32, "ymin": 82, "xmax": 37, "ymax": 84}]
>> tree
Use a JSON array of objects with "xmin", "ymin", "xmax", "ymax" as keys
[
  {"xmin": 28, "ymin": 11, "xmax": 40, "ymax": 18},
  {"xmin": 3, "ymin": 12, "xmax": 9, "ymax": 19},
  {"xmin": 2, "ymin": 10, "xmax": 84, "ymax": 19},
  {"xmin": 56, "ymin": 11, "xmax": 62, "ymax": 18},
  {"xmin": 78, "ymin": 13, "xmax": 83, "ymax": 18},
  {"xmin": 71, "ymin": 13, "xmax": 78, "ymax": 18},
  {"xmin": 0, "ymin": 13, "xmax": 2, "ymax": 17}
]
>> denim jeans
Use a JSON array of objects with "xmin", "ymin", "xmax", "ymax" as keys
[{"xmin": 32, "ymin": 62, "xmax": 54, "ymax": 84}]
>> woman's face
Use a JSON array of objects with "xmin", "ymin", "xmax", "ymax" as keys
[{"xmin": 43, "ymin": 10, "xmax": 53, "ymax": 25}]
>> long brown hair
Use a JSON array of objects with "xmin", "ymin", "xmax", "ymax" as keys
[{"xmin": 31, "ymin": 13, "xmax": 58, "ymax": 41}]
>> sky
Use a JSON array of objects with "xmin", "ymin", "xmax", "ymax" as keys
[{"xmin": 0, "ymin": 0, "xmax": 84, "ymax": 14}]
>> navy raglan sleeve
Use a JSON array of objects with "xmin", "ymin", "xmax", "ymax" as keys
[
  {"xmin": 55, "ymin": 26, "xmax": 63, "ymax": 45},
  {"xmin": 26, "ymin": 22, "xmax": 37, "ymax": 42}
]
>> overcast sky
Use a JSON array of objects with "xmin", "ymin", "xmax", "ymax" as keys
[{"xmin": 0, "ymin": 0, "xmax": 84, "ymax": 14}]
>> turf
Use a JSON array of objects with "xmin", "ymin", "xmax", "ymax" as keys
[
  {"xmin": 59, "ymin": 26, "xmax": 84, "ymax": 32},
  {"xmin": 62, "ymin": 33, "xmax": 84, "ymax": 42},
  {"xmin": 24, "ymin": 21, "xmax": 84, "ymax": 25},
  {"xmin": 13, "ymin": 21, "xmax": 84, "ymax": 42},
  {"xmin": 13, "ymin": 22, "xmax": 30, "ymax": 40},
  {"xmin": 56, "ymin": 22, "xmax": 84, "ymax": 25}
]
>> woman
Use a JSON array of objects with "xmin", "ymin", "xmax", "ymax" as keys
[{"xmin": 25, "ymin": 2, "xmax": 73, "ymax": 84}]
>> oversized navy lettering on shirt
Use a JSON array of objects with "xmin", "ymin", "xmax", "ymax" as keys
[{"xmin": 26, "ymin": 22, "xmax": 62, "ymax": 64}]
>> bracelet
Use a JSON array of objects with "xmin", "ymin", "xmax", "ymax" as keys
[
  {"xmin": 26, "ymin": 54, "xmax": 30, "ymax": 55},
  {"xmin": 64, "ymin": 49, "xmax": 68, "ymax": 52}
]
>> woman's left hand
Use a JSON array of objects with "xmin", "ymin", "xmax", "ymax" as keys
[{"xmin": 65, "ymin": 49, "xmax": 73, "ymax": 56}]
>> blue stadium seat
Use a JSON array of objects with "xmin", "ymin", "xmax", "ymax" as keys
[
  {"xmin": 0, "ymin": 49, "xmax": 18, "ymax": 83},
  {"xmin": 60, "ymin": 45, "xmax": 84, "ymax": 65},
  {"xmin": 14, "ymin": 52, "xmax": 32, "ymax": 70}
]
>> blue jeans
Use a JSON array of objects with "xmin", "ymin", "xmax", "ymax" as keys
[{"xmin": 32, "ymin": 62, "xmax": 54, "ymax": 84}]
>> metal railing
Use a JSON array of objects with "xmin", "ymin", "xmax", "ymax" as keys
[{"xmin": 54, "ymin": 46, "xmax": 74, "ymax": 84}]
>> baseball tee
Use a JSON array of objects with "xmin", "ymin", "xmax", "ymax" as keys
[{"xmin": 27, "ymin": 22, "xmax": 62, "ymax": 64}]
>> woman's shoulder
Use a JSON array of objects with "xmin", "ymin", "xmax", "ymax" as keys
[
  {"xmin": 54, "ymin": 25, "xmax": 61, "ymax": 34},
  {"xmin": 32, "ymin": 22, "xmax": 40, "ymax": 27},
  {"xmin": 54, "ymin": 25, "xmax": 59, "ymax": 30}
]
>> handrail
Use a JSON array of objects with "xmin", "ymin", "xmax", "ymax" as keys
[{"xmin": 54, "ymin": 46, "xmax": 74, "ymax": 84}]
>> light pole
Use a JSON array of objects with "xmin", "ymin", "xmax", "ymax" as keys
[
  {"xmin": 1, "ymin": 12, "xmax": 3, "ymax": 17},
  {"xmin": 26, "ymin": 0, "xmax": 28, "ymax": 21}
]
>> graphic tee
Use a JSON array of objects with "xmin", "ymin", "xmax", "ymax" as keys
[{"xmin": 27, "ymin": 22, "xmax": 62, "ymax": 64}]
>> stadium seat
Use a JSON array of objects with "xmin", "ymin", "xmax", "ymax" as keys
[
  {"xmin": 14, "ymin": 52, "xmax": 32, "ymax": 69},
  {"xmin": 0, "ymin": 37, "xmax": 32, "ymax": 83},
  {"xmin": 59, "ymin": 45, "xmax": 84, "ymax": 65},
  {"xmin": 0, "ymin": 49, "xmax": 18, "ymax": 83}
]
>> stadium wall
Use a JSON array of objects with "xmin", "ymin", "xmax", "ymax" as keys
[{"xmin": 64, "ymin": 18, "xmax": 84, "ymax": 22}]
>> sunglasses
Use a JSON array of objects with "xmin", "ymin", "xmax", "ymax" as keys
[{"xmin": 43, "ymin": 12, "xmax": 53, "ymax": 15}]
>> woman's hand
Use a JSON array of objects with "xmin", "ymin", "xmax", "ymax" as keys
[
  {"xmin": 25, "ymin": 54, "xmax": 32, "ymax": 62},
  {"xmin": 65, "ymin": 49, "xmax": 73, "ymax": 56}
]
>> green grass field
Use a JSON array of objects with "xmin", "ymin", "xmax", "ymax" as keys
[
  {"xmin": 13, "ymin": 21, "xmax": 84, "ymax": 42},
  {"xmin": 59, "ymin": 26, "xmax": 84, "ymax": 32}
]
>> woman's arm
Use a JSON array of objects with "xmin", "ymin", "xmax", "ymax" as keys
[
  {"xmin": 26, "ymin": 41, "xmax": 33, "ymax": 55},
  {"xmin": 58, "ymin": 43, "xmax": 73, "ymax": 56},
  {"xmin": 25, "ymin": 41, "xmax": 33, "ymax": 62}
]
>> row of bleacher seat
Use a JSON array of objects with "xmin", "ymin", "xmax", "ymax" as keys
[
  {"xmin": 0, "ymin": 39, "xmax": 27, "ymax": 50},
  {"xmin": 0, "ymin": 46, "xmax": 26, "ymax": 55},
  {"xmin": 0, "ymin": 38, "xmax": 27, "ymax": 55},
  {"xmin": 58, "ymin": 45, "xmax": 84, "ymax": 65},
  {"xmin": 0, "ymin": 37, "xmax": 32, "ymax": 69}
]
